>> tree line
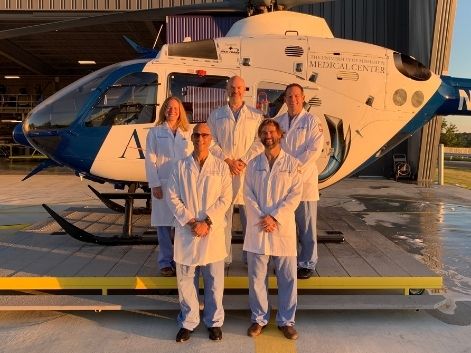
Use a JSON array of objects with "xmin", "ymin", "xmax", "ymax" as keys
[{"xmin": 440, "ymin": 119, "xmax": 471, "ymax": 147}]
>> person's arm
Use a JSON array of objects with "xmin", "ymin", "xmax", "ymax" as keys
[
  {"xmin": 240, "ymin": 112, "xmax": 264, "ymax": 165},
  {"xmin": 166, "ymin": 163, "xmax": 194, "ymax": 226},
  {"xmin": 207, "ymin": 109, "xmax": 229, "ymax": 161},
  {"xmin": 204, "ymin": 163, "xmax": 233, "ymax": 223},
  {"xmin": 270, "ymin": 162, "xmax": 303, "ymax": 225},
  {"xmin": 242, "ymin": 160, "xmax": 264, "ymax": 219},
  {"xmin": 293, "ymin": 114, "xmax": 324, "ymax": 170},
  {"xmin": 144, "ymin": 129, "xmax": 162, "ymax": 188}
]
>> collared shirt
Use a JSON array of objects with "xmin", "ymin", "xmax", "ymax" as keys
[
  {"xmin": 207, "ymin": 103, "xmax": 264, "ymax": 204},
  {"xmin": 145, "ymin": 122, "xmax": 193, "ymax": 226},
  {"xmin": 275, "ymin": 109, "xmax": 324, "ymax": 201},
  {"xmin": 243, "ymin": 150, "xmax": 302, "ymax": 256},
  {"xmin": 166, "ymin": 154, "xmax": 232, "ymax": 266}
]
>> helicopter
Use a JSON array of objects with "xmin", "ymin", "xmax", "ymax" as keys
[{"xmin": 9, "ymin": 0, "xmax": 471, "ymax": 245}]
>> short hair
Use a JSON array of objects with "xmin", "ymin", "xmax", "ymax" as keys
[
  {"xmin": 192, "ymin": 122, "xmax": 210, "ymax": 133},
  {"xmin": 257, "ymin": 118, "xmax": 284, "ymax": 138},
  {"xmin": 156, "ymin": 96, "xmax": 190, "ymax": 131},
  {"xmin": 284, "ymin": 83, "xmax": 304, "ymax": 97}
]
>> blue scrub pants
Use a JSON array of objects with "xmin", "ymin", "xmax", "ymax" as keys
[
  {"xmin": 295, "ymin": 201, "xmax": 318, "ymax": 270},
  {"xmin": 156, "ymin": 226, "xmax": 174, "ymax": 269},
  {"xmin": 176, "ymin": 260, "xmax": 225, "ymax": 330},
  {"xmin": 247, "ymin": 252, "xmax": 297, "ymax": 327}
]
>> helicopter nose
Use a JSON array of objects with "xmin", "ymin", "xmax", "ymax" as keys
[{"xmin": 12, "ymin": 123, "xmax": 31, "ymax": 147}]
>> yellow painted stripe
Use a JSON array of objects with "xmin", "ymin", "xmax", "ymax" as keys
[
  {"xmin": 0, "ymin": 224, "xmax": 29, "ymax": 230},
  {"xmin": 0, "ymin": 276, "xmax": 442, "ymax": 291},
  {"xmin": 254, "ymin": 313, "xmax": 296, "ymax": 353}
]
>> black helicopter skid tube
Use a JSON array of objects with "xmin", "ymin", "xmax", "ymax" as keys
[
  {"xmin": 42, "ymin": 204, "xmax": 158, "ymax": 245},
  {"xmin": 88, "ymin": 185, "xmax": 151, "ymax": 215}
]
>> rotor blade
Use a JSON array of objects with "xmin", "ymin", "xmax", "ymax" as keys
[{"xmin": 0, "ymin": 2, "xmax": 242, "ymax": 40}]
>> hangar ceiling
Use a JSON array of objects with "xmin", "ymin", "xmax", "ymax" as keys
[{"xmin": 0, "ymin": 15, "xmax": 160, "ymax": 78}]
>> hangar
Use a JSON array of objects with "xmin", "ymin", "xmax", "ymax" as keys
[{"xmin": 0, "ymin": 0, "xmax": 456, "ymax": 183}]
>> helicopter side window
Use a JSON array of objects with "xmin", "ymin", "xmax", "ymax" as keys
[
  {"xmin": 256, "ymin": 82, "xmax": 286, "ymax": 118},
  {"xmin": 168, "ymin": 73, "xmax": 228, "ymax": 123},
  {"xmin": 85, "ymin": 72, "xmax": 158, "ymax": 127}
]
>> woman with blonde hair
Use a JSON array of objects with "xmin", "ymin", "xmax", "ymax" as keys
[{"xmin": 145, "ymin": 96, "xmax": 193, "ymax": 276}]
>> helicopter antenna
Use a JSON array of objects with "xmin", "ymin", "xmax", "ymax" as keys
[{"xmin": 152, "ymin": 24, "xmax": 164, "ymax": 50}]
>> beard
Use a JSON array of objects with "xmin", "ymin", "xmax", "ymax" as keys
[{"xmin": 261, "ymin": 137, "xmax": 280, "ymax": 149}]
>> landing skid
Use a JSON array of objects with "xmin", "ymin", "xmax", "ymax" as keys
[
  {"xmin": 42, "ymin": 204, "xmax": 157, "ymax": 245},
  {"xmin": 42, "ymin": 182, "xmax": 156, "ymax": 245},
  {"xmin": 88, "ymin": 184, "xmax": 151, "ymax": 215}
]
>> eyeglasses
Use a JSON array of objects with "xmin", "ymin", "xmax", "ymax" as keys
[{"xmin": 192, "ymin": 133, "xmax": 210, "ymax": 138}]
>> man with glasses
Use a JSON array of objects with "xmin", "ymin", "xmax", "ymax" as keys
[
  {"xmin": 207, "ymin": 75, "xmax": 264, "ymax": 264},
  {"xmin": 167, "ymin": 123, "xmax": 232, "ymax": 342}
]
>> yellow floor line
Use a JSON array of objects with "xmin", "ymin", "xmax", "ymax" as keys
[
  {"xmin": 0, "ymin": 276, "xmax": 442, "ymax": 291},
  {"xmin": 0, "ymin": 224, "xmax": 30, "ymax": 230},
  {"xmin": 254, "ymin": 313, "xmax": 296, "ymax": 353}
]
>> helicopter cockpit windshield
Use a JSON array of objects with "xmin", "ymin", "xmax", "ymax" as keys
[{"xmin": 84, "ymin": 71, "xmax": 158, "ymax": 127}]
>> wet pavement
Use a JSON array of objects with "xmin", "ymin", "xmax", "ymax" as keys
[{"xmin": 320, "ymin": 179, "xmax": 471, "ymax": 302}]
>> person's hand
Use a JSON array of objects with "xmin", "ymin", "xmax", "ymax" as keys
[
  {"xmin": 225, "ymin": 158, "xmax": 243, "ymax": 175},
  {"xmin": 236, "ymin": 159, "xmax": 246, "ymax": 172},
  {"xmin": 152, "ymin": 186, "xmax": 163, "ymax": 199},
  {"xmin": 257, "ymin": 215, "xmax": 278, "ymax": 233},
  {"xmin": 191, "ymin": 221, "xmax": 210, "ymax": 237}
]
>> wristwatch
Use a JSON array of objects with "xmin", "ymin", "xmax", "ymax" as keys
[{"xmin": 204, "ymin": 216, "xmax": 213, "ymax": 227}]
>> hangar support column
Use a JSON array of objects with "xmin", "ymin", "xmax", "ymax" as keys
[{"xmin": 416, "ymin": 0, "xmax": 457, "ymax": 185}]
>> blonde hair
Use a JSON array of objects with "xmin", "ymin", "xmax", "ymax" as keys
[{"xmin": 157, "ymin": 96, "xmax": 190, "ymax": 131}]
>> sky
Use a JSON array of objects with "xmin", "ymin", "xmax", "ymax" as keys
[{"xmin": 447, "ymin": 0, "xmax": 471, "ymax": 132}]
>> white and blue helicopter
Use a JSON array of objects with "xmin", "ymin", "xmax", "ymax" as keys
[{"xmin": 10, "ymin": 0, "xmax": 471, "ymax": 245}]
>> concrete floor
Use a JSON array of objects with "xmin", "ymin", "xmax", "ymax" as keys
[{"xmin": 0, "ymin": 173, "xmax": 470, "ymax": 353}]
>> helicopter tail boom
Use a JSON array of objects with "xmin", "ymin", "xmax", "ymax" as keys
[{"xmin": 437, "ymin": 75, "xmax": 471, "ymax": 116}]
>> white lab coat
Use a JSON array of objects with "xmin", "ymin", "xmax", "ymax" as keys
[
  {"xmin": 243, "ymin": 150, "xmax": 302, "ymax": 257},
  {"xmin": 166, "ymin": 154, "xmax": 233, "ymax": 266},
  {"xmin": 275, "ymin": 109, "xmax": 324, "ymax": 201},
  {"xmin": 207, "ymin": 104, "xmax": 264, "ymax": 204},
  {"xmin": 145, "ymin": 123, "xmax": 193, "ymax": 226}
]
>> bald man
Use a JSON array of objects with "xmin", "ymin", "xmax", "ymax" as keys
[
  {"xmin": 167, "ymin": 123, "xmax": 232, "ymax": 342},
  {"xmin": 207, "ymin": 75, "xmax": 264, "ymax": 264}
]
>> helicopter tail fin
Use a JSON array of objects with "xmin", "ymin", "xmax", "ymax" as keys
[{"xmin": 123, "ymin": 36, "xmax": 157, "ymax": 58}]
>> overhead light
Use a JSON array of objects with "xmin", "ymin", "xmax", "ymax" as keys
[
  {"xmin": 4, "ymin": 75, "xmax": 20, "ymax": 79},
  {"xmin": 78, "ymin": 60, "xmax": 96, "ymax": 65}
]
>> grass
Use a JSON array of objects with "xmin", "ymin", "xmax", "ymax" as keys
[{"xmin": 436, "ymin": 167, "xmax": 471, "ymax": 189}]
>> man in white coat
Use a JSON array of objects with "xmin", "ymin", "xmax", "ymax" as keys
[
  {"xmin": 166, "ymin": 123, "xmax": 232, "ymax": 343},
  {"xmin": 274, "ymin": 83, "xmax": 324, "ymax": 279},
  {"xmin": 243, "ymin": 119, "xmax": 302, "ymax": 340},
  {"xmin": 207, "ymin": 75, "xmax": 263, "ymax": 264}
]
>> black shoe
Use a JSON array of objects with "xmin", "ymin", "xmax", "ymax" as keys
[
  {"xmin": 208, "ymin": 326, "xmax": 222, "ymax": 341},
  {"xmin": 176, "ymin": 328, "xmax": 192, "ymax": 342},
  {"xmin": 160, "ymin": 267, "xmax": 176, "ymax": 277},
  {"xmin": 297, "ymin": 267, "xmax": 313, "ymax": 279}
]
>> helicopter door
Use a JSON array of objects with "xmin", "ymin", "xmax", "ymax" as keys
[
  {"xmin": 167, "ymin": 72, "xmax": 230, "ymax": 123},
  {"xmin": 241, "ymin": 37, "xmax": 308, "ymax": 80}
]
